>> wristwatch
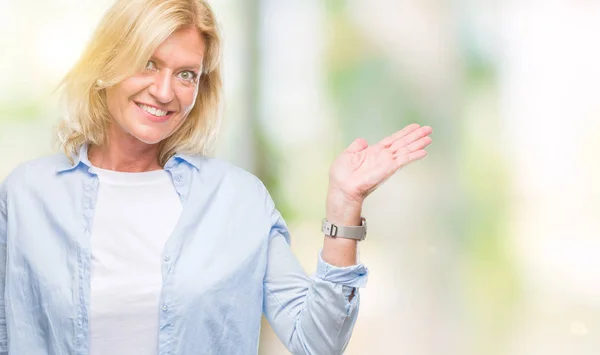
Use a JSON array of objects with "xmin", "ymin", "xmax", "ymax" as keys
[{"xmin": 321, "ymin": 217, "xmax": 367, "ymax": 241}]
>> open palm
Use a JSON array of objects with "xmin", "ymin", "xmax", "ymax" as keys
[{"xmin": 328, "ymin": 123, "xmax": 433, "ymax": 203}]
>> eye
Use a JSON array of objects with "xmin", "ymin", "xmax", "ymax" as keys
[
  {"xmin": 144, "ymin": 60, "xmax": 157, "ymax": 72},
  {"xmin": 177, "ymin": 70, "xmax": 198, "ymax": 83}
]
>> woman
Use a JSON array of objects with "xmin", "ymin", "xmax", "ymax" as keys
[{"xmin": 0, "ymin": 0, "xmax": 432, "ymax": 354}]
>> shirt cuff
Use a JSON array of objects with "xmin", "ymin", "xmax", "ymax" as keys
[{"xmin": 316, "ymin": 249, "xmax": 368, "ymax": 288}]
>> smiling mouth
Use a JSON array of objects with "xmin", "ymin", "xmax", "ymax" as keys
[{"xmin": 135, "ymin": 102, "xmax": 174, "ymax": 117}]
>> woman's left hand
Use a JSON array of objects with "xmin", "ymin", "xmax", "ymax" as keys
[{"xmin": 327, "ymin": 123, "xmax": 433, "ymax": 209}]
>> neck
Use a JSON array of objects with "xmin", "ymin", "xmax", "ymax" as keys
[{"xmin": 88, "ymin": 128, "xmax": 162, "ymax": 172}]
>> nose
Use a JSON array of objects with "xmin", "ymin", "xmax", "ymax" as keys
[{"xmin": 148, "ymin": 70, "xmax": 174, "ymax": 104}]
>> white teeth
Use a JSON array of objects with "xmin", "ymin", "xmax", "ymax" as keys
[{"xmin": 138, "ymin": 103, "xmax": 168, "ymax": 117}]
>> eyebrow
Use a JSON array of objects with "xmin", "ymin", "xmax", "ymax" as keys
[{"xmin": 149, "ymin": 56, "xmax": 203, "ymax": 72}]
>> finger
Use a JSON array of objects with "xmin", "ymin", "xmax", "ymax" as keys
[
  {"xmin": 345, "ymin": 138, "xmax": 369, "ymax": 153},
  {"xmin": 388, "ymin": 126, "xmax": 433, "ymax": 152},
  {"xmin": 395, "ymin": 149, "xmax": 428, "ymax": 166},
  {"xmin": 393, "ymin": 135, "xmax": 432, "ymax": 156},
  {"xmin": 378, "ymin": 123, "xmax": 421, "ymax": 147}
]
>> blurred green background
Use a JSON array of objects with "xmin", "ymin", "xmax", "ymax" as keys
[{"xmin": 1, "ymin": 0, "xmax": 600, "ymax": 354}]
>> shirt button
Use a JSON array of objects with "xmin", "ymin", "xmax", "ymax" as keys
[
  {"xmin": 162, "ymin": 304, "xmax": 168, "ymax": 312},
  {"xmin": 164, "ymin": 255, "xmax": 171, "ymax": 262},
  {"xmin": 174, "ymin": 174, "xmax": 182, "ymax": 182}
]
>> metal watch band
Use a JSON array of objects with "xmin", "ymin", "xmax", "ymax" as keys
[{"xmin": 321, "ymin": 217, "xmax": 367, "ymax": 241}]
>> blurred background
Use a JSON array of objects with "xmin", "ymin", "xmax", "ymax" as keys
[{"xmin": 1, "ymin": 0, "xmax": 599, "ymax": 354}]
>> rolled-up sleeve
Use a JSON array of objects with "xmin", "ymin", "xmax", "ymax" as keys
[
  {"xmin": 262, "ymin": 206, "xmax": 368, "ymax": 355},
  {"xmin": 0, "ymin": 181, "xmax": 8, "ymax": 354},
  {"xmin": 316, "ymin": 250, "xmax": 368, "ymax": 314}
]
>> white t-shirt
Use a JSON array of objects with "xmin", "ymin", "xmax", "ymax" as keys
[{"xmin": 88, "ymin": 166, "xmax": 182, "ymax": 355}]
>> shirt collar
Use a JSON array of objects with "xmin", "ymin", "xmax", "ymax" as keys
[
  {"xmin": 55, "ymin": 144, "xmax": 205, "ymax": 173},
  {"xmin": 166, "ymin": 152, "xmax": 205, "ymax": 171},
  {"xmin": 55, "ymin": 144, "xmax": 92, "ymax": 173}
]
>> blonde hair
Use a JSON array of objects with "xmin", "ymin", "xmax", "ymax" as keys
[{"xmin": 57, "ymin": 0, "xmax": 222, "ymax": 166}]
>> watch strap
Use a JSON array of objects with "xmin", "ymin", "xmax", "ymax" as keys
[{"xmin": 321, "ymin": 217, "xmax": 367, "ymax": 241}]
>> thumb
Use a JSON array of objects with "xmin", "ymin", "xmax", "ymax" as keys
[{"xmin": 345, "ymin": 138, "xmax": 369, "ymax": 153}]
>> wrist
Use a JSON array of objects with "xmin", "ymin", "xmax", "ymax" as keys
[{"xmin": 325, "ymin": 189, "xmax": 363, "ymax": 226}]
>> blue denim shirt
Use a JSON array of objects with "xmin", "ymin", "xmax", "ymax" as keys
[{"xmin": 0, "ymin": 145, "xmax": 368, "ymax": 355}]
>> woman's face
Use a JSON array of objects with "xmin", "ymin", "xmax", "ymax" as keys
[{"xmin": 105, "ymin": 26, "xmax": 205, "ymax": 145}]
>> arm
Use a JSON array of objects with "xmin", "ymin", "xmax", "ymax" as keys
[
  {"xmin": 322, "ymin": 124, "xmax": 433, "ymax": 269},
  {"xmin": 262, "ymin": 208, "xmax": 367, "ymax": 355},
  {"xmin": 263, "ymin": 123, "xmax": 432, "ymax": 354},
  {"xmin": 0, "ymin": 181, "xmax": 8, "ymax": 354}
]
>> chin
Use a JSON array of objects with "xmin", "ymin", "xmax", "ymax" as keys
[
  {"xmin": 128, "ymin": 127, "xmax": 170, "ymax": 145},
  {"xmin": 134, "ymin": 136, "xmax": 165, "ymax": 145}
]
